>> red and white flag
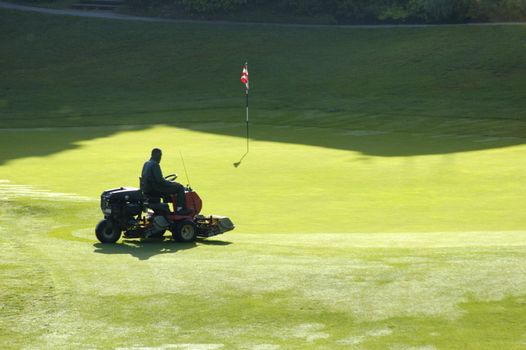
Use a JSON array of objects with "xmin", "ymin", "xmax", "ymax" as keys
[{"xmin": 241, "ymin": 63, "xmax": 249, "ymax": 91}]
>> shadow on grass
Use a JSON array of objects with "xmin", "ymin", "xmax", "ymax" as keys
[
  {"xmin": 0, "ymin": 115, "xmax": 525, "ymax": 167},
  {"xmin": 196, "ymin": 237, "xmax": 232, "ymax": 246},
  {"xmin": 93, "ymin": 239, "xmax": 195, "ymax": 260},
  {"xmin": 0, "ymin": 125, "xmax": 153, "ymax": 166},
  {"xmin": 1, "ymin": 10, "xmax": 526, "ymax": 163},
  {"xmin": 223, "ymin": 120, "xmax": 526, "ymax": 157},
  {"xmin": 93, "ymin": 237, "xmax": 231, "ymax": 260}
]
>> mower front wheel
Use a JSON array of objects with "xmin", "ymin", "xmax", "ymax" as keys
[
  {"xmin": 95, "ymin": 219, "xmax": 122, "ymax": 243},
  {"xmin": 173, "ymin": 220, "xmax": 197, "ymax": 243}
]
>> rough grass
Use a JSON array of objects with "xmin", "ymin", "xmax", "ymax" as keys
[
  {"xmin": 1, "ymin": 10, "xmax": 526, "ymax": 132},
  {"xmin": 1, "ymin": 198, "xmax": 525, "ymax": 349}
]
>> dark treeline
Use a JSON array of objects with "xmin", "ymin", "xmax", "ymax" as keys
[{"xmin": 126, "ymin": 0, "xmax": 526, "ymax": 23}]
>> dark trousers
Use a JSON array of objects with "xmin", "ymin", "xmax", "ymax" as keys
[{"xmin": 160, "ymin": 182, "xmax": 186, "ymax": 209}]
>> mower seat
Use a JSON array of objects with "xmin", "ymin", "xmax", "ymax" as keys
[{"xmin": 143, "ymin": 195, "xmax": 170, "ymax": 213}]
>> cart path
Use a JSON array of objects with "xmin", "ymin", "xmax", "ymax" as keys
[{"xmin": 1, "ymin": 1, "xmax": 526, "ymax": 28}]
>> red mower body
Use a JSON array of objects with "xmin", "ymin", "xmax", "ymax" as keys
[{"xmin": 169, "ymin": 190, "xmax": 203, "ymax": 221}]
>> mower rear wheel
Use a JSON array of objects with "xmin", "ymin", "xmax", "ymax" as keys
[
  {"xmin": 95, "ymin": 219, "xmax": 122, "ymax": 243},
  {"xmin": 173, "ymin": 220, "xmax": 197, "ymax": 243}
]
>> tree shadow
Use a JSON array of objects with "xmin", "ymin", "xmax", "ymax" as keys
[
  {"xmin": 93, "ymin": 236, "xmax": 232, "ymax": 260},
  {"xmin": 0, "ymin": 119, "xmax": 524, "ymax": 168},
  {"xmin": 1, "ymin": 10, "xmax": 525, "ymax": 163},
  {"xmin": 0, "ymin": 125, "xmax": 153, "ymax": 166},
  {"xmin": 203, "ymin": 118, "xmax": 526, "ymax": 159}
]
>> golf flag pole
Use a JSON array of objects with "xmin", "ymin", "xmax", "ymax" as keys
[
  {"xmin": 246, "ymin": 82, "xmax": 249, "ymax": 152},
  {"xmin": 241, "ymin": 62, "xmax": 249, "ymax": 152}
]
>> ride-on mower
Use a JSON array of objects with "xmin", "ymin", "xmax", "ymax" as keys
[{"xmin": 95, "ymin": 176, "xmax": 235, "ymax": 243}]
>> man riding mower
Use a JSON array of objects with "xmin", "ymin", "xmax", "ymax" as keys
[
  {"xmin": 141, "ymin": 148, "xmax": 190, "ymax": 215},
  {"xmin": 95, "ymin": 148, "xmax": 235, "ymax": 244}
]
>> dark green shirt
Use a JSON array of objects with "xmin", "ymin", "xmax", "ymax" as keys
[{"xmin": 141, "ymin": 158, "xmax": 172, "ymax": 194}]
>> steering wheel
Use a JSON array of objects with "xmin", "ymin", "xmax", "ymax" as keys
[{"xmin": 164, "ymin": 173, "xmax": 178, "ymax": 181}]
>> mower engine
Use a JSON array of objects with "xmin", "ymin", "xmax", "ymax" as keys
[{"xmin": 100, "ymin": 187, "xmax": 143, "ymax": 228}]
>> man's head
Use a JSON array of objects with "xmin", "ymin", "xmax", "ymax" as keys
[{"xmin": 151, "ymin": 148, "xmax": 162, "ymax": 163}]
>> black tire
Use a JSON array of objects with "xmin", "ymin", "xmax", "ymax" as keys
[
  {"xmin": 173, "ymin": 220, "xmax": 197, "ymax": 243},
  {"xmin": 95, "ymin": 219, "xmax": 122, "ymax": 243}
]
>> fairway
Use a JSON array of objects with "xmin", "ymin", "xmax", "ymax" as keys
[{"xmin": 1, "ymin": 7, "xmax": 526, "ymax": 350}]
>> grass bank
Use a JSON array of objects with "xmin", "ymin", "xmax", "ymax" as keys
[{"xmin": 1, "ymin": 9, "xmax": 525, "ymax": 130}]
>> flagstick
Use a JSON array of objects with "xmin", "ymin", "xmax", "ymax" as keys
[
  {"xmin": 246, "ymin": 88, "xmax": 249, "ymax": 153},
  {"xmin": 234, "ymin": 62, "xmax": 250, "ymax": 168}
]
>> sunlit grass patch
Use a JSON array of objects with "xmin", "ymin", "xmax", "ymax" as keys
[{"xmin": 1, "ymin": 125, "xmax": 524, "ymax": 234}]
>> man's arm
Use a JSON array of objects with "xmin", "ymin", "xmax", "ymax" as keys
[{"xmin": 151, "ymin": 162, "xmax": 166, "ymax": 184}]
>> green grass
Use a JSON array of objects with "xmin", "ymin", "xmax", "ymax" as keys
[
  {"xmin": 1, "ymin": 125, "xmax": 524, "ymax": 233},
  {"xmin": 0, "ymin": 8, "xmax": 525, "ymax": 350},
  {"xmin": 1, "ymin": 10, "xmax": 526, "ymax": 131}
]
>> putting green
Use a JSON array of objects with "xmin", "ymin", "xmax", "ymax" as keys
[{"xmin": 0, "ymin": 124, "xmax": 524, "ymax": 233}]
